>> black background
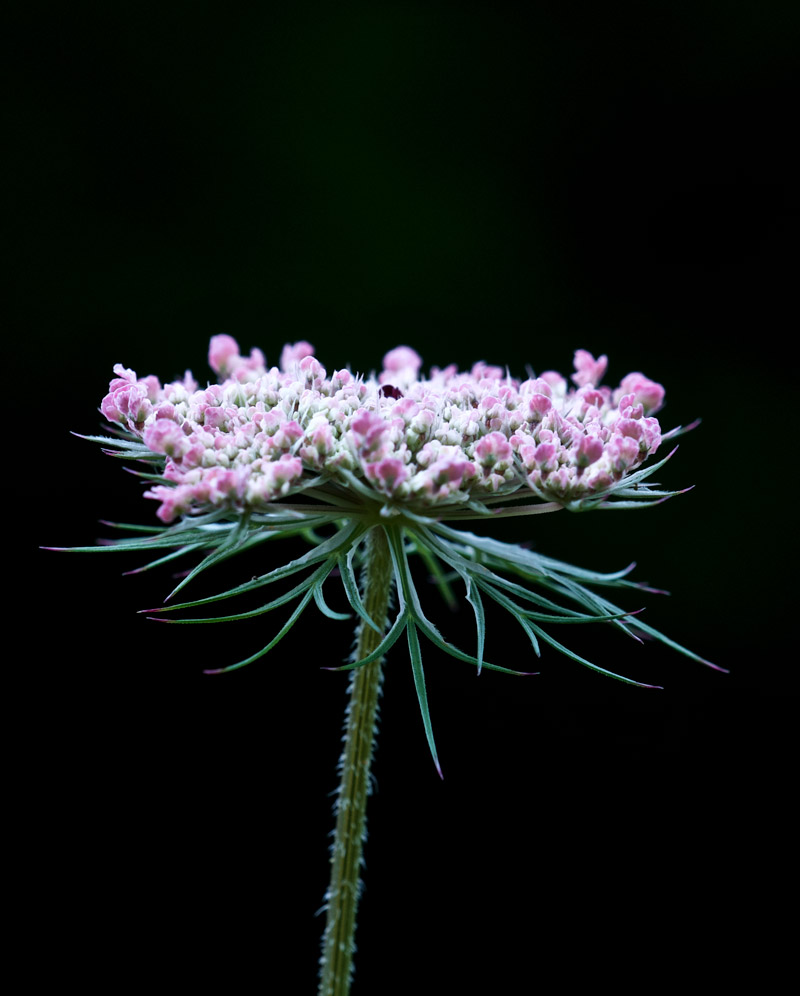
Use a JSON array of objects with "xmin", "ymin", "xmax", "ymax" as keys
[{"xmin": 16, "ymin": 2, "xmax": 795, "ymax": 988}]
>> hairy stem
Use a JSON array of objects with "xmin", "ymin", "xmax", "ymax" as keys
[{"xmin": 319, "ymin": 524, "xmax": 394, "ymax": 996}]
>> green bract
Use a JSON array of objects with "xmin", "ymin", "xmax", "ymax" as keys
[{"xmin": 61, "ymin": 437, "xmax": 718, "ymax": 772}]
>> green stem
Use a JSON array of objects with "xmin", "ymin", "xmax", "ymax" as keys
[{"xmin": 319, "ymin": 524, "xmax": 394, "ymax": 996}]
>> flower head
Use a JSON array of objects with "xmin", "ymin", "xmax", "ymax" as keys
[{"xmin": 99, "ymin": 341, "xmax": 672, "ymax": 523}]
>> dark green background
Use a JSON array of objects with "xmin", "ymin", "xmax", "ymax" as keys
[{"xmin": 18, "ymin": 2, "xmax": 794, "ymax": 987}]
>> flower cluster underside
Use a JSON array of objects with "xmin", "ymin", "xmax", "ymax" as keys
[{"xmin": 64, "ymin": 505, "xmax": 721, "ymax": 773}]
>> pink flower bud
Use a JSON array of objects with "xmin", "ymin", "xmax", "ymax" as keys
[
  {"xmin": 208, "ymin": 335, "xmax": 241, "ymax": 376},
  {"xmin": 616, "ymin": 373, "xmax": 665, "ymax": 415},
  {"xmin": 266, "ymin": 455, "xmax": 304, "ymax": 490},
  {"xmin": 617, "ymin": 418, "xmax": 644, "ymax": 442},
  {"xmin": 113, "ymin": 384, "xmax": 151, "ymax": 425},
  {"xmin": 365, "ymin": 458, "xmax": 408, "ymax": 495},
  {"xmin": 274, "ymin": 420, "xmax": 304, "ymax": 449},
  {"xmin": 474, "ymin": 432, "xmax": 513, "ymax": 469},
  {"xmin": 299, "ymin": 354, "xmax": 326, "ymax": 388},
  {"xmin": 144, "ymin": 419, "xmax": 186, "ymax": 459},
  {"xmin": 576, "ymin": 435, "xmax": 604, "ymax": 467},
  {"xmin": 350, "ymin": 410, "xmax": 389, "ymax": 460},
  {"xmin": 100, "ymin": 392, "xmax": 124, "ymax": 423},
  {"xmin": 382, "ymin": 346, "xmax": 422, "ymax": 375},
  {"xmin": 533, "ymin": 442, "xmax": 558, "ymax": 472},
  {"xmin": 203, "ymin": 407, "xmax": 229, "ymax": 430},
  {"xmin": 571, "ymin": 350, "xmax": 608, "ymax": 388},
  {"xmin": 280, "ymin": 341, "xmax": 315, "ymax": 371},
  {"xmin": 607, "ymin": 435, "xmax": 640, "ymax": 473},
  {"xmin": 526, "ymin": 393, "xmax": 552, "ymax": 422},
  {"xmin": 109, "ymin": 364, "xmax": 137, "ymax": 391}
]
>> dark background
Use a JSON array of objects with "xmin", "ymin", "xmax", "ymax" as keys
[{"xmin": 16, "ymin": 1, "xmax": 795, "ymax": 988}]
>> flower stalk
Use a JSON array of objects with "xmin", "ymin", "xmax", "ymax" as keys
[{"xmin": 320, "ymin": 524, "xmax": 394, "ymax": 996}]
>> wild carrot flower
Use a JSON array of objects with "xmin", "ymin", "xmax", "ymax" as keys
[
  {"xmin": 100, "ymin": 335, "xmax": 669, "ymax": 524},
  {"xmin": 60, "ymin": 335, "xmax": 719, "ymax": 996}
]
